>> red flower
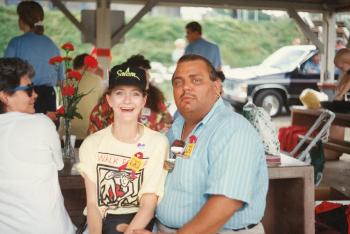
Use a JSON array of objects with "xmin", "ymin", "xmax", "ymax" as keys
[
  {"xmin": 61, "ymin": 43, "xmax": 74, "ymax": 51},
  {"xmin": 84, "ymin": 55, "xmax": 98, "ymax": 68},
  {"xmin": 62, "ymin": 85, "xmax": 75, "ymax": 96},
  {"xmin": 49, "ymin": 56, "xmax": 63, "ymax": 65},
  {"xmin": 57, "ymin": 106, "xmax": 65, "ymax": 115},
  {"xmin": 67, "ymin": 70, "xmax": 82, "ymax": 81},
  {"xmin": 49, "ymin": 43, "xmax": 91, "ymax": 121}
]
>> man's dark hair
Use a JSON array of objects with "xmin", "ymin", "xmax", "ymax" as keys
[
  {"xmin": 176, "ymin": 54, "xmax": 218, "ymax": 81},
  {"xmin": 124, "ymin": 54, "xmax": 151, "ymax": 70},
  {"xmin": 186, "ymin": 21, "xmax": 202, "ymax": 34},
  {"xmin": 216, "ymin": 71, "xmax": 226, "ymax": 82},
  {"xmin": 0, "ymin": 58, "xmax": 35, "ymax": 113},
  {"xmin": 73, "ymin": 53, "xmax": 89, "ymax": 70}
]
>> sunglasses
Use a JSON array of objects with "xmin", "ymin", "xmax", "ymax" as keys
[{"xmin": 7, "ymin": 84, "xmax": 35, "ymax": 97}]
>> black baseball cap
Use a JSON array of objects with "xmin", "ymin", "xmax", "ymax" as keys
[{"xmin": 109, "ymin": 64, "xmax": 147, "ymax": 91}]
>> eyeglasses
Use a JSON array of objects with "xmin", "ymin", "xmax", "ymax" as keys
[{"xmin": 7, "ymin": 84, "xmax": 35, "ymax": 97}]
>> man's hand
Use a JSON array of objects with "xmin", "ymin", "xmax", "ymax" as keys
[
  {"xmin": 116, "ymin": 224, "xmax": 168, "ymax": 234},
  {"xmin": 130, "ymin": 230, "xmax": 154, "ymax": 234},
  {"xmin": 116, "ymin": 223, "xmax": 129, "ymax": 233}
]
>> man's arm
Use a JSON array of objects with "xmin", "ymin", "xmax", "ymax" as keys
[
  {"xmin": 132, "ymin": 195, "xmax": 242, "ymax": 234},
  {"xmin": 178, "ymin": 195, "xmax": 243, "ymax": 234}
]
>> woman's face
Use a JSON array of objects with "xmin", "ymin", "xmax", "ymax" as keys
[
  {"xmin": 106, "ymin": 85, "xmax": 146, "ymax": 122},
  {"xmin": 4, "ymin": 75, "xmax": 37, "ymax": 114}
]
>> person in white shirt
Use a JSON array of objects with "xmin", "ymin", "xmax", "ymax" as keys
[{"xmin": 0, "ymin": 57, "xmax": 75, "ymax": 234}]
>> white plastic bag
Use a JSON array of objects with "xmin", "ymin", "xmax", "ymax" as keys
[{"xmin": 243, "ymin": 101, "xmax": 280, "ymax": 156}]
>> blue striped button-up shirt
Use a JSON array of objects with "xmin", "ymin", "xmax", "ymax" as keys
[{"xmin": 156, "ymin": 98, "xmax": 268, "ymax": 230}]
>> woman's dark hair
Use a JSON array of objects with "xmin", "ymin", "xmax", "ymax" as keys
[
  {"xmin": 146, "ymin": 84, "xmax": 165, "ymax": 113},
  {"xmin": 17, "ymin": 1, "xmax": 44, "ymax": 35},
  {"xmin": 123, "ymin": 55, "xmax": 166, "ymax": 112},
  {"xmin": 0, "ymin": 58, "xmax": 35, "ymax": 113},
  {"xmin": 125, "ymin": 54, "xmax": 151, "ymax": 70}
]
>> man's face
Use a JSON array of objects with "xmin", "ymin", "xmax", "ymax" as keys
[
  {"xmin": 172, "ymin": 60, "xmax": 220, "ymax": 117},
  {"xmin": 312, "ymin": 54, "xmax": 321, "ymax": 64},
  {"xmin": 186, "ymin": 28, "xmax": 199, "ymax": 43}
]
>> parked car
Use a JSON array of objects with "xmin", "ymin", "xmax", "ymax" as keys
[{"xmin": 222, "ymin": 45, "xmax": 333, "ymax": 116}]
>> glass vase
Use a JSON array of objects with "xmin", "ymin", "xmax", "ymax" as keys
[{"xmin": 62, "ymin": 118, "xmax": 75, "ymax": 161}]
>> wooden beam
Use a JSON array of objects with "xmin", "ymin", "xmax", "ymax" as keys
[
  {"xmin": 54, "ymin": 0, "xmax": 350, "ymax": 12},
  {"xmin": 287, "ymin": 9, "xmax": 324, "ymax": 52},
  {"xmin": 111, "ymin": 0, "xmax": 159, "ymax": 45},
  {"xmin": 50, "ymin": 0, "xmax": 92, "ymax": 42},
  {"xmin": 321, "ymin": 10, "xmax": 336, "ymax": 82}
]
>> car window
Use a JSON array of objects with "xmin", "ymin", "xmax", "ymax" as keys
[{"xmin": 261, "ymin": 46, "xmax": 312, "ymax": 71}]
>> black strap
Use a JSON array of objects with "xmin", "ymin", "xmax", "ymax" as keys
[
  {"xmin": 75, "ymin": 216, "xmax": 87, "ymax": 234},
  {"xmin": 232, "ymin": 223, "xmax": 258, "ymax": 231}
]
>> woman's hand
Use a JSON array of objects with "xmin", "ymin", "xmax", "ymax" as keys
[{"xmin": 46, "ymin": 111, "xmax": 57, "ymax": 121}]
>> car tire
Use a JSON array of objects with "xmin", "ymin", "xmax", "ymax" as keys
[{"xmin": 254, "ymin": 90, "xmax": 283, "ymax": 117}]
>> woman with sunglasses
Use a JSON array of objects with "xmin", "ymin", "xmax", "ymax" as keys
[
  {"xmin": 0, "ymin": 58, "xmax": 75, "ymax": 234},
  {"xmin": 78, "ymin": 63, "xmax": 169, "ymax": 234}
]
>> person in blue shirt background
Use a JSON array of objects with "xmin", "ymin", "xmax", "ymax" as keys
[
  {"xmin": 4, "ymin": 1, "xmax": 63, "ymax": 121},
  {"xmin": 303, "ymin": 53, "xmax": 321, "ymax": 74},
  {"xmin": 185, "ymin": 21, "xmax": 222, "ymax": 71},
  {"xmin": 133, "ymin": 54, "xmax": 268, "ymax": 234}
]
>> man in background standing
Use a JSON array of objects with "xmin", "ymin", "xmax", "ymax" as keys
[{"xmin": 185, "ymin": 21, "xmax": 222, "ymax": 71}]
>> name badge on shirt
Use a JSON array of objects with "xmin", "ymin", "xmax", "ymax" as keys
[
  {"xmin": 127, "ymin": 152, "xmax": 144, "ymax": 173},
  {"xmin": 183, "ymin": 135, "xmax": 197, "ymax": 158}
]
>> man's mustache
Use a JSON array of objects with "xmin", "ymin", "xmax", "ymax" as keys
[{"xmin": 180, "ymin": 91, "xmax": 196, "ymax": 99}]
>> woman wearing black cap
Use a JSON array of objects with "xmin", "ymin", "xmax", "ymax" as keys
[{"xmin": 78, "ymin": 64, "xmax": 169, "ymax": 234}]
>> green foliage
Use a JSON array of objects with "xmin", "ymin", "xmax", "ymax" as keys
[{"xmin": 0, "ymin": 5, "xmax": 302, "ymax": 68}]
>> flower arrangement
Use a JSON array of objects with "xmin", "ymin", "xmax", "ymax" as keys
[{"xmin": 49, "ymin": 42, "xmax": 98, "ymax": 159}]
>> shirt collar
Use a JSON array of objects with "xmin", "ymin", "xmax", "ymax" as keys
[{"xmin": 172, "ymin": 98, "xmax": 224, "ymax": 138}]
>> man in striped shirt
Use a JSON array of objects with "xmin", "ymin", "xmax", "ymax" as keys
[{"xmin": 134, "ymin": 54, "xmax": 268, "ymax": 234}]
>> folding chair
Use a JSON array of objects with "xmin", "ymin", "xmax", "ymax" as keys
[{"xmin": 283, "ymin": 109, "xmax": 335, "ymax": 185}]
